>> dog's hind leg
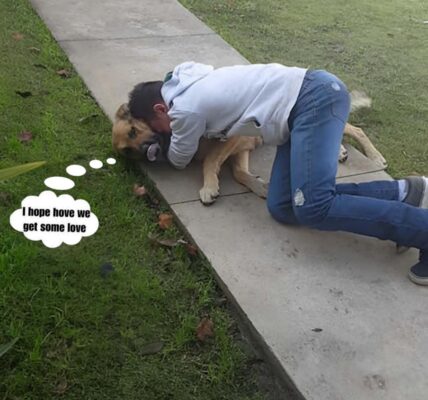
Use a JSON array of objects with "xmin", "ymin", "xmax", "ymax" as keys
[
  {"xmin": 231, "ymin": 151, "xmax": 268, "ymax": 199},
  {"xmin": 343, "ymin": 123, "xmax": 387, "ymax": 168}
]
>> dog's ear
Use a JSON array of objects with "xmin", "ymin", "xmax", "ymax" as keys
[{"xmin": 115, "ymin": 103, "xmax": 130, "ymax": 120}]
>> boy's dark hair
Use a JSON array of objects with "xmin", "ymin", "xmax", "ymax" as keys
[{"xmin": 128, "ymin": 81, "xmax": 163, "ymax": 121}]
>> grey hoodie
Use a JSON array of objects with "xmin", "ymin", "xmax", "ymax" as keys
[{"xmin": 161, "ymin": 62, "xmax": 307, "ymax": 169}]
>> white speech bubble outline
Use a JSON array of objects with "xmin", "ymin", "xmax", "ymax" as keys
[{"xmin": 10, "ymin": 190, "xmax": 99, "ymax": 248}]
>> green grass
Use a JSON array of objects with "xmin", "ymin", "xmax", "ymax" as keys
[
  {"xmin": 180, "ymin": 0, "xmax": 428, "ymax": 177},
  {"xmin": 0, "ymin": 1, "xmax": 268, "ymax": 399}
]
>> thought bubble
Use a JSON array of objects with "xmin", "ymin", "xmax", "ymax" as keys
[
  {"xmin": 106, "ymin": 158, "xmax": 116, "ymax": 165},
  {"xmin": 10, "ymin": 190, "xmax": 98, "ymax": 248},
  {"xmin": 44, "ymin": 176, "xmax": 75, "ymax": 190},
  {"xmin": 66, "ymin": 164, "xmax": 86, "ymax": 176},
  {"xmin": 89, "ymin": 160, "xmax": 103, "ymax": 169}
]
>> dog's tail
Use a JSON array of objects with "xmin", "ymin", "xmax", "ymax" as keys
[{"xmin": 350, "ymin": 90, "xmax": 372, "ymax": 113}]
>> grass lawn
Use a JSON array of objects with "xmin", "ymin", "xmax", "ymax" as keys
[
  {"xmin": 0, "ymin": 1, "xmax": 272, "ymax": 399},
  {"xmin": 181, "ymin": 0, "xmax": 428, "ymax": 177}
]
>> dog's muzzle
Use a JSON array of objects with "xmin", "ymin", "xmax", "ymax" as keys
[{"xmin": 140, "ymin": 133, "xmax": 170, "ymax": 163}]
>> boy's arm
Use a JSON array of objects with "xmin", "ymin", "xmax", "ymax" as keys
[{"xmin": 167, "ymin": 111, "xmax": 206, "ymax": 169}]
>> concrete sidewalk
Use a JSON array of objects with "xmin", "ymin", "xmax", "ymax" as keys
[{"xmin": 31, "ymin": 1, "xmax": 427, "ymax": 399}]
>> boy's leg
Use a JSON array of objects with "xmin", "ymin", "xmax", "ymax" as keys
[
  {"xmin": 287, "ymin": 70, "xmax": 428, "ymax": 252},
  {"xmin": 268, "ymin": 144, "xmax": 400, "ymax": 225},
  {"xmin": 267, "ymin": 140, "xmax": 298, "ymax": 225}
]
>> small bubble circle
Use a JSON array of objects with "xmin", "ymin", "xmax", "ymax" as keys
[
  {"xmin": 106, "ymin": 158, "xmax": 116, "ymax": 165},
  {"xmin": 44, "ymin": 176, "xmax": 75, "ymax": 190},
  {"xmin": 66, "ymin": 164, "xmax": 86, "ymax": 177},
  {"xmin": 89, "ymin": 160, "xmax": 103, "ymax": 169}
]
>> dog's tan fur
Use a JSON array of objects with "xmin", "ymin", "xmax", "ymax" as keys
[{"xmin": 112, "ymin": 95, "xmax": 386, "ymax": 205}]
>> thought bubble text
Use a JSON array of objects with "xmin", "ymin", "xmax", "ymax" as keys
[{"xmin": 10, "ymin": 190, "xmax": 98, "ymax": 248}]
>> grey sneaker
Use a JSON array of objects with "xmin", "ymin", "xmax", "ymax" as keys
[
  {"xmin": 408, "ymin": 250, "xmax": 428, "ymax": 286},
  {"xmin": 396, "ymin": 176, "xmax": 428, "ymax": 254},
  {"xmin": 403, "ymin": 176, "xmax": 428, "ymax": 208}
]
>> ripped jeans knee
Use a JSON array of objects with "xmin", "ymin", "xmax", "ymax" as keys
[{"xmin": 292, "ymin": 189, "xmax": 334, "ymax": 228}]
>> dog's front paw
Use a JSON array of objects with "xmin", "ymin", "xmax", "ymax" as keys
[
  {"xmin": 338, "ymin": 145, "xmax": 348, "ymax": 163},
  {"xmin": 199, "ymin": 186, "xmax": 220, "ymax": 206},
  {"xmin": 251, "ymin": 177, "xmax": 269, "ymax": 199},
  {"xmin": 369, "ymin": 152, "xmax": 388, "ymax": 169}
]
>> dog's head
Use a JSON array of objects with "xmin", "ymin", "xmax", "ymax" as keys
[{"xmin": 112, "ymin": 103, "xmax": 169, "ymax": 162}]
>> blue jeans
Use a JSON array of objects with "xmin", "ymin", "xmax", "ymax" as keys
[{"xmin": 267, "ymin": 70, "xmax": 428, "ymax": 259}]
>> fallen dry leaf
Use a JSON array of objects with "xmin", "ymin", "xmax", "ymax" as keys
[
  {"xmin": 18, "ymin": 131, "xmax": 33, "ymax": 143},
  {"xmin": 196, "ymin": 317, "xmax": 214, "ymax": 342},
  {"xmin": 56, "ymin": 69, "xmax": 71, "ymax": 78},
  {"xmin": 12, "ymin": 32, "xmax": 24, "ymax": 41},
  {"xmin": 144, "ymin": 192, "xmax": 160, "ymax": 209},
  {"xmin": 133, "ymin": 184, "xmax": 147, "ymax": 197},
  {"xmin": 185, "ymin": 243, "xmax": 198, "ymax": 256},
  {"xmin": 158, "ymin": 213, "xmax": 173, "ymax": 230},
  {"xmin": 148, "ymin": 232, "xmax": 186, "ymax": 248},
  {"xmin": 52, "ymin": 378, "xmax": 68, "ymax": 395}
]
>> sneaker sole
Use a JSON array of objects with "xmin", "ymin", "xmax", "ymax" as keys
[
  {"xmin": 421, "ymin": 178, "xmax": 428, "ymax": 208},
  {"xmin": 396, "ymin": 176, "xmax": 428, "ymax": 254},
  {"xmin": 408, "ymin": 270, "xmax": 428, "ymax": 286},
  {"xmin": 405, "ymin": 176, "xmax": 428, "ymax": 208}
]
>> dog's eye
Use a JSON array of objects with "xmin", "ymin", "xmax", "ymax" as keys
[{"xmin": 128, "ymin": 128, "xmax": 137, "ymax": 139}]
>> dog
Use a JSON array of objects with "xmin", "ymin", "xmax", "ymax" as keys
[{"xmin": 112, "ymin": 91, "xmax": 386, "ymax": 205}]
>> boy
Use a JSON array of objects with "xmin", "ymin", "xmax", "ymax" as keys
[{"xmin": 128, "ymin": 61, "xmax": 428, "ymax": 285}]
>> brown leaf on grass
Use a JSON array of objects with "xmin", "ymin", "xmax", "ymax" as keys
[
  {"xmin": 158, "ymin": 213, "xmax": 173, "ymax": 230},
  {"xmin": 196, "ymin": 317, "xmax": 214, "ymax": 342},
  {"xmin": 18, "ymin": 131, "xmax": 33, "ymax": 143},
  {"xmin": 147, "ymin": 232, "xmax": 186, "ymax": 248},
  {"xmin": 56, "ymin": 69, "xmax": 71, "ymax": 78},
  {"xmin": 185, "ymin": 243, "xmax": 198, "ymax": 256},
  {"xmin": 133, "ymin": 184, "xmax": 147, "ymax": 197},
  {"xmin": 12, "ymin": 32, "xmax": 24, "ymax": 41},
  {"xmin": 145, "ymin": 193, "xmax": 160, "ymax": 209},
  {"xmin": 53, "ymin": 378, "xmax": 68, "ymax": 395}
]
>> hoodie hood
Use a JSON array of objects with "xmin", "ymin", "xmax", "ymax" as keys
[{"xmin": 161, "ymin": 62, "xmax": 214, "ymax": 107}]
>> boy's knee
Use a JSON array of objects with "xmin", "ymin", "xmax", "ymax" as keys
[
  {"xmin": 293, "ymin": 200, "xmax": 332, "ymax": 228},
  {"xmin": 267, "ymin": 199, "xmax": 299, "ymax": 225}
]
